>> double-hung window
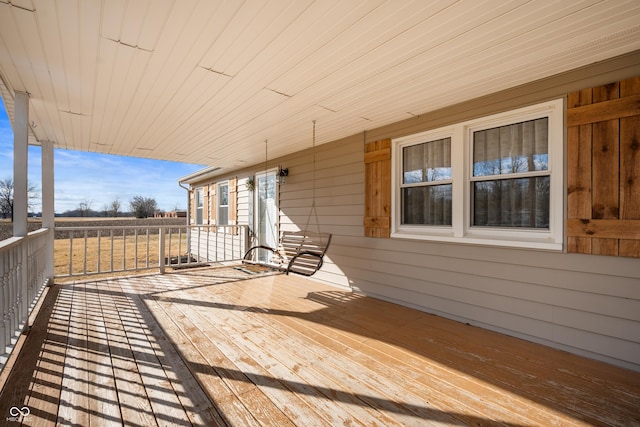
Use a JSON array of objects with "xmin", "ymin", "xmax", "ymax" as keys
[
  {"xmin": 217, "ymin": 182, "xmax": 229, "ymax": 226},
  {"xmin": 400, "ymin": 135, "xmax": 453, "ymax": 226},
  {"xmin": 194, "ymin": 187, "xmax": 204, "ymax": 225},
  {"xmin": 392, "ymin": 99, "xmax": 563, "ymax": 250}
]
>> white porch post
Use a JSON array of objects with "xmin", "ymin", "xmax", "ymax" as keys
[
  {"xmin": 13, "ymin": 91, "xmax": 28, "ymax": 236},
  {"xmin": 13, "ymin": 91, "xmax": 29, "ymax": 320},
  {"xmin": 42, "ymin": 140, "xmax": 55, "ymax": 282}
]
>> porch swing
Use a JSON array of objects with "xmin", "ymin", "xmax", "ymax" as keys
[{"xmin": 243, "ymin": 121, "xmax": 332, "ymax": 276}]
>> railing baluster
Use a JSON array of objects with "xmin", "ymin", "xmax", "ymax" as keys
[
  {"xmin": 197, "ymin": 227, "xmax": 201, "ymax": 262},
  {"xmin": 110, "ymin": 229, "xmax": 114, "ymax": 272},
  {"xmin": 214, "ymin": 226, "xmax": 218, "ymax": 262},
  {"xmin": 69, "ymin": 231, "xmax": 73, "ymax": 276},
  {"xmin": 97, "ymin": 230, "xmax": 101, "ymax": 273},
  {"xmin": 1, "ymin": 248, "xmax": 7, "ymax": 352},
  {"xmin": 134, "ymin": 229, "xmax": 138, "ymax": 270},
  {"xmin": 83, "ymin": 230, "xmax": 88, "ymax": 275},
  {"xmin": 232, "ymin": 225, "xmax": 235, "ymax": 259},
  {"xmin": 205, "ymin": 226, "xmax": 210, "ymax": 264},
  {"xmin": 146, "ymin": 229, "xmax": 150, "ymax": 268},
  {"xmin": 178, "ymin": 228, "xmax": 182, "ymax": 265},
  {"xmin": 168, "ymin": 228, "xmax": 173, "ymax": 266},
  {"xmin": 159, "ymin": 228, "xmax": 166, "ymax": 274}
]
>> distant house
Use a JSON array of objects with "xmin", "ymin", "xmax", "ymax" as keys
[{"xmin": 154, "ymin": 210, "xmax": 187, "ymax": 219}]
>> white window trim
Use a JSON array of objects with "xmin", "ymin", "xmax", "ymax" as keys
[{"xmin": 391, "ymin": 99, "xmax": 564, "ymax": 251}]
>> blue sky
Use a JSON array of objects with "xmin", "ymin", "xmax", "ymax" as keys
[{"xmin": 0, "ymin": 104, "xmax": 204, "ymax": 214}]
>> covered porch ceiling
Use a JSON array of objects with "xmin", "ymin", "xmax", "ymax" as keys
[{"xmin": 1, "ymin": 0, "xmax": 639, "ymax": 172}]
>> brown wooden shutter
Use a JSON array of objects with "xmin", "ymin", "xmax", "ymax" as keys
[
  {"xmin": 189, "ymin": 190, "xmax": 195, "ymax": 224},
  {"xmin": 229, "ymin": 177, "xmax": 238, "ymax": 224},
  {"xmin": 229, "ymin": 177, "xmax": 238, "ymax": 234},
  {"xmin": 203, "ymin": 186, "xmax": 209, "ymax": 224},
  {"xmin": 567, "ymin": 77, "xmax": 640, "ymax": 257},
  {"xmin": 364, "ymin": 138, "xmax": 391, "ymax": 238}
]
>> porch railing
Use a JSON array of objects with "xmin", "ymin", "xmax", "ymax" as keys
[
  {"xmin": 1, "ymin": 224, "xmax": 250, "ymax": 364},
  {"xmin": 0, "ymin": 228, "xmax": 52, "ymax": 361},
  {"xmin": 54, "ymin": 224, "xmax": 250, "ymax": 279}
]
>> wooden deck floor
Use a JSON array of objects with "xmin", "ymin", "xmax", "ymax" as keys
[{"xmin": 0, "ymin": 265, "xmax": 638, "ymax": 426}]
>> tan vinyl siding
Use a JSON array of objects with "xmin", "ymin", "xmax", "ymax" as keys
[
  {"xmin": 278, "ymin": 138, "xmax": 364, "ymax": 238},
  {"xmin": 236, "ymin": 176, "xmax": 250, "ymax": 226}
]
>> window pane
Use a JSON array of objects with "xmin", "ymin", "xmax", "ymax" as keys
[
  {"xmin": 219, "ymin": 184, "xmax": 229, "ymax": 206},
  {"xmin": 403, "ymin": 138, "xmax": 451, "ymax": 184},
  {"xmin": 402, "ymin": 184, "xmax": 452, "ymax": 225},
  {"xmin": 473, "ymin": 118, "xmax": 548, "ymax": 177},
  {"xmin": 218, "ymin": 206, "xmax": 228, "ymax": 225},
  {"xmin": 196, "ymin": 188, "xmax": 203, "ymax": 208},
  {"xmin": 472, "ymin": 176, "xmax": 550, "ymax": 228},
  {"xmin": 195, "ymin": 188, "xmax": 203, "ymax": 225}
]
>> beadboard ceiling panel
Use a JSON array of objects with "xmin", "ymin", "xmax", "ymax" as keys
[{"xmin": 1, "ymin": 0, "xmax": 639, "ymax": 171}]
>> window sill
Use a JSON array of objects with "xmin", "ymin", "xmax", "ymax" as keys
[{"xmin": 390, "ymin": 230, "xmax": 563, "ymax": 251}]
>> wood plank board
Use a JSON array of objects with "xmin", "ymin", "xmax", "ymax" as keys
[
  {"xmin": 567, "ymin": 219, "xmax": 640, "ymax": 239},
  {"xmin": 566, "ymin": 93, "xmax": 640, "ymax": 126},
  {"xmin": 19, "ymin": 285, "xmax": 68, "ymax": 426},
  {"xmin": 85, "ymin": 281, "xmax": 122, "ymax": 427},
  {"xmin": 93, "ymin": 280, "xmax": 159, "ymax": 427},
  {"xmin": 57, "ymin": 283, "xmax": 90, "ymax": 426}
]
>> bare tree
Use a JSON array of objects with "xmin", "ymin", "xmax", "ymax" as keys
[
  {"xmin": 77, "ymin": 199, "xmax": 93, "ymax": 217},
  {"xmin": 110, "ymin": 198, "xmax": 121, "ymax": 217},
  {"xmin": 0, "ymin": 177, "xmax": 40, "ymax": 219}
]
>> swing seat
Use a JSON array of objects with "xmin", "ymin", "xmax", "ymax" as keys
[{"xmin": 243, "ymin": 230, "xmax": 332, "ymax": 276}]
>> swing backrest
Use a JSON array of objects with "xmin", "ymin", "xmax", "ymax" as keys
[
  {"xmin": 279, "ymin": 231, "xmax": 331, "ymax": 257},
  {"xmin": 279, "ymin": 230, "xmax": 332, "ymax": 276}
]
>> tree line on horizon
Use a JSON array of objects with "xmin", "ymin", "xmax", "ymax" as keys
[{"xmin": 1, "ymin": 177, "xmax": 174, "ymax": 219}]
